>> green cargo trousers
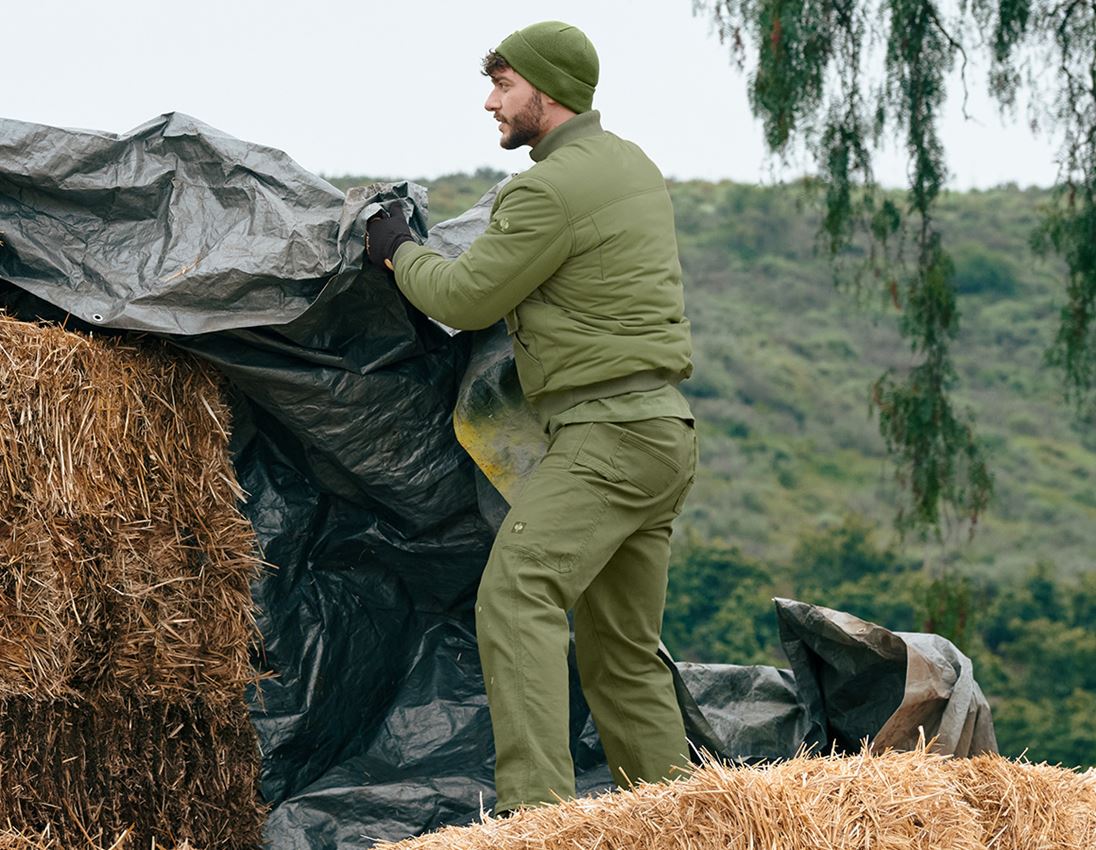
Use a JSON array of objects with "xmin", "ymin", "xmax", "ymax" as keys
[{"xmin": 475, "ymin": 416, "xmax": 697, "ymax": 812}]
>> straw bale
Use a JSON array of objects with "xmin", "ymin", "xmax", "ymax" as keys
[
  {"xmin": 952, "ymin": 754, "xmax": 1096, "ymax": 850},
  {"xmin": 0, "ymin": 828, "xmax": 64, "ymax": 850},
  {"xmin": 0, "ymin": 695, "xmax": 263, "ymax": 850},
  {"xmin": 0, "ymin": 313, "xmax": 260, "ymax": 703},
  {"xmin": 376, "ymin": 747, "xmax": 1096, "ymax": 850},
  {"xmin": 0, "ymin": 314, "xmax": 265, "ymax": 848},
  {"xmin": 377, "ymin": 747, "xmax": 984, "ymax": 850},
  {"xmin": 0, "ymin": 826, "xmax": 199, "ymax": 850}
]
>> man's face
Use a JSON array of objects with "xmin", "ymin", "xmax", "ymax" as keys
[{"xmin": 484, "ymin": 67, "xmax": 546, "ymax": 150}]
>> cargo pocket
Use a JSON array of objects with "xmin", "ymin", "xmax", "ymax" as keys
[
  {"xmin": 500, "ymin": 463, "xmax": 612, "ymax": 574},
  {"xmin": 617, "ymin": 427, "xmax": 681, "ymax": 498},
  {"xmin": 569, "ymin": 422, "xmax": 626, "ymax": 484}
]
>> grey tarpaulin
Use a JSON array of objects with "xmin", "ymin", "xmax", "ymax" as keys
[
  {"xmin": 0, "ymin": 113, "xmax": 995, "ymax": 849},
  {"xmin": 776, "ymin": 598, "xmax": 997, "ymax": 756}
]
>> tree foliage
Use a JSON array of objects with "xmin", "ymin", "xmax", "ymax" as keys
[{"xmin": 694, "ymin": 0, "xmax": 1096, "ymax": 535}]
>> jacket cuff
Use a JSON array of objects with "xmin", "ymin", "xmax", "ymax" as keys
[{"xmin": 392, "ymin": 240, "xmax": 430, "ymax": 269}]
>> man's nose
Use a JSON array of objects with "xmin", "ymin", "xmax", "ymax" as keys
[{"xmin": 484, "ymin": 91, "xmax": 500, "ymax": 112}]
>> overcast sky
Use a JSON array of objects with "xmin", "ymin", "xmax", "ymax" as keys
[{"xmin": 5, "ymin": 0, "xmax": 1060, "ymax": 189}]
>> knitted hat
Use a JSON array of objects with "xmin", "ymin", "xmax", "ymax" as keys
[{"xmin": 495, "ymin": 21, "xmax": 599, "ymax": 114}]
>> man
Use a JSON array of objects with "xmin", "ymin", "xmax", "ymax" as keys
[{"xmin": 366, "ymin": 20, "xmax": 697, "ymax": 814}]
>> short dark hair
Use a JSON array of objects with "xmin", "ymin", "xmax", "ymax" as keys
[{"xmin": 481, "ymin": 50, "xmax": 510, "ymax": 78}]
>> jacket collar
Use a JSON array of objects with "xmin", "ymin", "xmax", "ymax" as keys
[{"xmin": 530, "ymin": 110, "xmax": 603, "ymax": 162}]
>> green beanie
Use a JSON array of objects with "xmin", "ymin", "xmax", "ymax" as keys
[{"xmin": 495, "ymin": 21, "xmax": 599, "ymax": 114}]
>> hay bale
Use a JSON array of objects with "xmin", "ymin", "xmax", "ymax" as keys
[
  {"xmin": 0, "ymin": 827, "xmax": 198, "ymax": 850},
  {"xmin": 0, "ymin": 828, "xmax": 65, "ymax": 850},
  {"xmin": 0, "ymin": 313, "xmax": 258, "ymax": 702},
  {"xmin": 0, "ymin": 314, "xmax": 264, "ymax": 848},
  {"xmin": 953, "ymin": 755, "xmax": 1096, "ymax": 850},
  {"xmin": 375, "ymin": 748, "xmax": 1096, "ymax": 850},
  {"xmin": 0, "ymin": 696, "xmax": 262, "ymax": 849}
]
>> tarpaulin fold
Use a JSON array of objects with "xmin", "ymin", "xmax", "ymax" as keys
[{"xmin": 0, "ymin": 113, "xmax": 995, "ymax": 850}]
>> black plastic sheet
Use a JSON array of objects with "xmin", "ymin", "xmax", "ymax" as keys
[{"xmin": 0, "ymin": 113, "xmax": 995, "ymax": 850}]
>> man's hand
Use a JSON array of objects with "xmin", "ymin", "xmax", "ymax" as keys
[{"xmin": 366, "ymin": 208, "xmax": 414, "ymax": 272}]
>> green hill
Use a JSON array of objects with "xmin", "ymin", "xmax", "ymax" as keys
[{"xmin": 674, "ymin": 179, "xmax": 1095, "ymax": 578}]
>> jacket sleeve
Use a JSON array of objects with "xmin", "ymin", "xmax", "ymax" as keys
[{"xmin": 392, "ymin": 178, "xmax": 572, "ymax": 331}]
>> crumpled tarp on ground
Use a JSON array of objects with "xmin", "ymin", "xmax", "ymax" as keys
[{"xmin": 0, "ymin": 113, "xmax": 996, "ymax": 849}]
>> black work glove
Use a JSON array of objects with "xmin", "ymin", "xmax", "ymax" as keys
[{"xmin": 365, "ymin": 207, "xmax": 414, "ymax": 272}]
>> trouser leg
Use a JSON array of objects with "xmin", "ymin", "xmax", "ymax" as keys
[
  {"xmin": 475, "ymin": 442, "xmax": 616, "ymax": 811},
  {"xmin": 475, "ymin": 418, "xmax": 696, "ymax": 811},
  {"xmin": 574, "ymin": 522, "xmax": 689, "ymax": 789}
]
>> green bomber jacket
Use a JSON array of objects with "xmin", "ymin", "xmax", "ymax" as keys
[{"xmin": 393, "ymin": 110, "xmax": 693, "ymax": 405}]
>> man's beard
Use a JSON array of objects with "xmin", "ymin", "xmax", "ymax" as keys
[{"xmin": 500, "ymin": 91, "xmax": 545, "ymax": 150}]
